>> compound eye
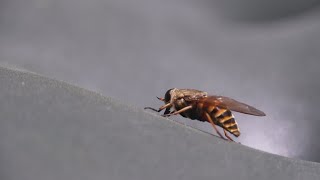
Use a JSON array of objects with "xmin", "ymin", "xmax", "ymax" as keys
[{"xmin": 164, "ymin": 89, "xmax": 173, "ymax": 103}]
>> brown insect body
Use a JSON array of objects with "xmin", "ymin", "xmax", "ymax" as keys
[
  {"xmin": 145, "ymin": 88, "xmax": 266, "ymax": 141},
  {"xmin": 167, "ymin": 89, "xmax": 240, "ymax": 137}
]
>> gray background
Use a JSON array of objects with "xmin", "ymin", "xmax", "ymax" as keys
[{"xmin": 1, "ymin": 0, "xmax": 320, "ymax": 163}]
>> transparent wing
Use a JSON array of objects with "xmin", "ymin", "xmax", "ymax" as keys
[{"xmin": 201, "ymin": 96, "xmax": 266, "ymax": 116}]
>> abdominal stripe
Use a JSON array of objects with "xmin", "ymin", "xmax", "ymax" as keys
[
  {"xmin": 210, "ymin": 107, "xmax": 240, "ymax": 136},
  {"xmin": 211, "ymin": 107, "xmax": 226, "ymax": 118}
]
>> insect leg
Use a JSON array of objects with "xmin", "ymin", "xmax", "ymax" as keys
[
  {"xmin": 158, "ymin": 103, "xmax": 172, "ymax": 112},
  {"xmin": 223, "ymin": 129, "xmax": 235, "ymax": 142},
  {"xmin": 162, "ymin": 105, "xmax": 193, "ymax": 117},
  {"xmin": 144, "ymin": 102, "xmax": 172, "ymax": 112},
  {"xmin": 144, "ymin": 107, "xmax": 159, "ymax": 112},
  {"xmin": 156, "ymin": 96, "xmax": 171, "ymax": 114},
  {"xmin": 204, "ymin": 112, "xmax": 227, "ymax": 140}
]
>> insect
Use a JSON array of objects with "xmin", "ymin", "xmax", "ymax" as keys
[{"xmin": 144, "ymin": 88, "xmax": 266, "ymax": 142}]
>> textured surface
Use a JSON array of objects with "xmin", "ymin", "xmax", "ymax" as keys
[
  {"xmin": 1, "ymin": 66, "xmax": 320, "ymax": 180},
  {"xmin": 1, "ymin": 0, "xmax": 320, "ymax": 162}
]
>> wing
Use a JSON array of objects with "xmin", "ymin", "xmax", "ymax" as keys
[{"xmin": 201, "ymin": 96, "xmax": 266, "ymax": 116}]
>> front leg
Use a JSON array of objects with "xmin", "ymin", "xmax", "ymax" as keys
[
  {"xmin": 162, "ymin": 105, "xmax": 193, "ymax": 117},
  {"xmin": 144, "ymin": 96, "xmax": 172, "ymax": 113},
  {"xmin": 145, "ymin": 102, "xmax": 172, "ymax": 112}
]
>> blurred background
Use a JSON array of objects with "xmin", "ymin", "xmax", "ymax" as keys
[{"xmin": 1, "ymin": 0, "xmax": 320, "ymax": 162}]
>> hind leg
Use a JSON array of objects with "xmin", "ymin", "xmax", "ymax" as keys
[
  {"xmin": 223, "ymin": 129, "xmax": 235, "ymax": 142},
  {"xmin": 204, "ymin": 112, "xmax": 227, "ymax": 140}
]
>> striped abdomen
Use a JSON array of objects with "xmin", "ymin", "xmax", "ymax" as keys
[
  {"xmin": 211, "ymin": 107, "xmax": 240, "ymax": 137},
  {"xmin": 197, "ymin": 102, "xmax": 241, "ymax": 137}
]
